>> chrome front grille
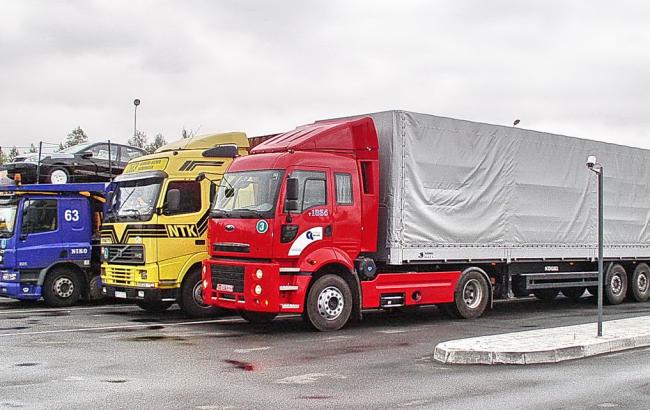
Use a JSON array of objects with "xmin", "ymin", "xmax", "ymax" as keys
[
  {"xmin": 104, "ymin": 266, "xmax": 136, "ymax": 286},
  {"xmin": 103, "ymin": 245, "xmax": 145, "ymax": 265}
]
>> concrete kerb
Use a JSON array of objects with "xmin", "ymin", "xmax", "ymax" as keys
[{"xmin": 433, "ymin": 316, "xmax": 650, "ymax": 365}]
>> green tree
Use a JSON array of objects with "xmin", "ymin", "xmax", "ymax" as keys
[
  {"xmin": 7, "ymin": 146, "xmax": 19, "ymax": 162},
  {"xmin": 128, "ymin": 130, "xmax": 148, "ymax": 150},
  {"xmin": 61, "ymin": 126, "xmax": 88, "ymax": 149},
  {"xmin": 181, "ymin": 128, "xmax": 195, "ymax": 139},
  {"xmin": 29, "ymin": 143, "xmax": 38, "ymax": 153},
  {"xmin": 145, "ymin": 133, "xmax": 167, "ymax": 154}
]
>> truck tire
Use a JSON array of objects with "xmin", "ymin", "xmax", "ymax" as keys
[
  {"xmin": 562, "ymin": 287, "xmax": 586, "ymax": 301},
  {"xmin": 42, "ymin": 267, "xmax": 82, "ymax": 307},
  {"xmin": 135, "ymin": 300, "xmax": 173, "ymax": 313},
  {"xmin": 88, "ymin": 275, "xmax": 104, "ymax": 301},
  {"xmin": 178, "ymin": 267, "xmax": 226, "ymax": 318},
  {"xmin": 628, "ymin": 263, "xmax": 649, "ymax": 302},
  {"xmin": 48, "ymin": 167, "xmax": 70, "ymax": 184},
  {"xmin": 533, "ymin": 289, "xmax": 559, "ymax": 301},
  {"xmin": 304, "ymin": 274, "xmax": 353, "ymax": 331},
  {"xmin": 604, "ymin": 263, "xmax": 627, "ymax": 305},
  {"xmin": 444, "ymin": 270, "xmax": 489, "ymax": 319},
  {"xmin": 240, "ymin": 311, "xmax": 277, "ymax": 324}
]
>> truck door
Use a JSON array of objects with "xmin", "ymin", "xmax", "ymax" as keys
[
  {"xmin": 332, "ymin": 171, "xmax": 361, "ymax": 259},
  {"xmin": 16, "ymin": 199, "xmax": 61, "ymax": 271},
  {"xmin": 276, "ymin": 168, "xmax": 333, "ymax": 260}
]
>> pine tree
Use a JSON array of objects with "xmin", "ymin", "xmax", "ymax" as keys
[
  {"xmin": 145, "ymin": 133, "xmax": 167, "ymax": 154},
  {"xmin": 128, "ymin": 131, "xmax": 148, "ymax": 149},
  {"xmin": 29, "ymin": 143, "xmax": 37, "ymax": 153},
  {"xmin": 7, "ymin": 146, "xmax": 19, "ymax": 162},
  {"xmin": 61, "ymin": 126, "xmax": 88, "ymax": 149}
]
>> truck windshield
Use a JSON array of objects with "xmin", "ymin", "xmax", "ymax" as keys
[
  {"xmin": 212, "ymin": 170, "xmax": 284, "ymax": 219},
  {"xmin": 0, "ymin": 204, "xmax": 17, "ymax": 237},
  {"xmin": 107, "ymin": 177, "xmax": 163, "ymax": 222}
]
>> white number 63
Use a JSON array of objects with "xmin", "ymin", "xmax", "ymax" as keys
[{"xmin": 64, "ymin": 209, "xmax": 80, "ymax": 222}]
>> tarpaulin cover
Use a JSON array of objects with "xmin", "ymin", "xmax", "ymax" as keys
[{"xmin": 358, "ymin": 111, "xmax": 650, "ymax": 264}]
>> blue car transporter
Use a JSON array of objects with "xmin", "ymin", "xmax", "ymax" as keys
[{"xmin": 0, "ymin": 183, "xmax": 107, "ymax": 306}]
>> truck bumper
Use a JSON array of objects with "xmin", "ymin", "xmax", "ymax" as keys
[
  {"xmin": 202, "ymin": 259, "xmax": 308, "ymax": 314},
  {"xmin": 102, "ymin": 285, "xmax": 178, "ymax": 303},
  {"xmin": 0, "ymin": 281, "xmax": 42, "ymax": 300}
]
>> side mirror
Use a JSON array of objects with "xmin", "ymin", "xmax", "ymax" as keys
[
  {"xmin": 105, "ymin": 191, "xmax": 114, "ymax": 207},
  {"xmin": 166, "ymin": 189, "xmax": 181, "ymax": 213},
  {"xmin": 195, "ymin": 172, "xmax": 206, "ymax": 182},
  {"xmin": 81, "ymin": 151, "xmax": 93, "ymax": 159},
  {"xmin": 286, "ymin": 178, "xmax": 299, "ymax": 201},
  {"xmin": 285, "ymin": 199, "xmax": 299, "ymax": 212}
]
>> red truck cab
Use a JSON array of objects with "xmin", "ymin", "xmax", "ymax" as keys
[{"xmin": 203, "ymin": 117, "xmax": 466, "ymax": 331}]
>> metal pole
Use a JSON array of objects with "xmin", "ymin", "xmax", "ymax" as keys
[
  {"xmin": 108, "ymin": 140, "xmax": 112, "ymax": 181},
  {"xmin": 597, "ymin": 167, "xmax": 604, "ymax": 337},
  {"xmin": 134, "ymin": 105, "xmax": 138, "ymax": 138},
  {"xmin": 36, "ymin": 141, "xmax": 43, "ymax": 184}
]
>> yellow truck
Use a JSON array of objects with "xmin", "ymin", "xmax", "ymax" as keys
[{"xmin": 100, "ymin": 132, "xmax": 249, "ymax": 317}]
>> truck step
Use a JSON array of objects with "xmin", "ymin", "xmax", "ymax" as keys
[
  {"xmin": 380, "ymin": 293, "xmax": 405, "ymax": 308},
  {"xmin": 521, "ymin": 271, "xmax": 599, "ymax": 290}
]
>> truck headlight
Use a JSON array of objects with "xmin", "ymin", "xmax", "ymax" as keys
[
  {"xmin": 2, "ymin": 272, "xmax": 17, "ymax": 281},
  {"xmin": 254, "ymin": 284, "xmax": 262, "ymax": 295},
  {"xmin": 255, "ymin": 269, "xmax": 263, "ymax": 279},
  {"xmin": 0, "ymin": 254, "xmax": 4, "ymax": 263}
]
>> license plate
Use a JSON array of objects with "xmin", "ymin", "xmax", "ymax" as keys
[
  {"xmin": 216, "ymin": 284, "xmax": 234, "ymax": 292},
  {"xmin": 115, "ymin": 290, "xmax": 127, "ymax": 299}
]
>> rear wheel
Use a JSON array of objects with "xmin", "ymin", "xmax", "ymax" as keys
[
  {"xmin": 604, "ymin": 263, "xmax": 627, "ymax": 305},
  {"xmin": 628, "ymin": 263, "xmax": 649, "ymax": 302},
  {"xmin": 178, "ymin": 267, "xmax": 226, "ymax": 318},
  {"xmin": 240, "ymin": 311, "xmax": 277, "ymax": 324},
  {"xmin": 533, "ymin": 289, "xmax": 559, "ymax": 301},
  {"xmin": 444, "ymin": 269, "xmax": 489, "ymax": 319},
  {"xmin": 562, "ymin": 287, "xmax": 586, "ymax": 301},
  {"xmin": 135, "ymin": 300, "xmax": 173, "ymax": 313},
  {"xmin": 42, "ymin": 267, "xmax": 82, "ymax": 307},
  {"xmin": 304, "ymin": 274, "xmax": 353, "ymax": 331}
]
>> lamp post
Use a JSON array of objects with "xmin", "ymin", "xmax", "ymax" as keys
[
  {"xmin": 133, "ymin": 98, "xmax": 141, "ymax": 138},
  {"xmin": 586, "ymin": 155, "xmax": 604, "ymax": 337}
]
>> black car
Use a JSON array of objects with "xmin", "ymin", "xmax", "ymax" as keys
[{"xmin": 3, "ymin": 142, "xmax": 146, "ymax": 184}]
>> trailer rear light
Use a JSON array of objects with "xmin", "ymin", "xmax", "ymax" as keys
[
  {"xmin": 255, "ymin": 269, "xmax": 263, "ymax": 279},
  {"xmin": 254, "ymin": 284, "xmax": 262, "ymax": 295}
]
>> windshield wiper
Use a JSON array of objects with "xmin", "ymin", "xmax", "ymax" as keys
[
  {"xmin": 121, "ymin": 209, "xmax": 145, "ymax": 220},
  {"xmin": 231, "ymin": 208, "xmax": 264, "ymax": 218}
]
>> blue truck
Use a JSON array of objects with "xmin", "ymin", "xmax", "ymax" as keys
[{"xmin": 0, "ymin": 183, "xmax": 107, "ymax": 306}]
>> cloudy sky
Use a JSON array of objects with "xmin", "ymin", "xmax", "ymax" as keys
[{"xmin": 1, "ymin": 0, "xmax": 649, "ymax": 153}]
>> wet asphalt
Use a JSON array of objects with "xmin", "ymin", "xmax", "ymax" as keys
[{"xmin": 2, "ymin": 295, "xmax": 650, "ymax": 409}]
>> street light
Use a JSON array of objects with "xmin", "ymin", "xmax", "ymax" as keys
[
  {"xmin": 586, "ymin": 155, "xmax": 604, "ymax": 337},
  {"xmin": 133, "ymin": 98, "xmax": 141, "ymax": 138}
]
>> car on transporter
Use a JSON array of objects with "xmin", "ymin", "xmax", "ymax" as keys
[{"xmin": 3, "ymin": 142, "xmax": 146, "ymax": 184}]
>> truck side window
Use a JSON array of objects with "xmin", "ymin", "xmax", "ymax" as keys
[
  {"xmin": 291, "ymin": 170, "xmax": 327, "ymax": 213},
  {"xmin": 335, "ymin": 173, "xmax": 353, "ymax": 205},
  {"xmin": 164, "ymin": 181, "xmax": 201, "ymax": 215},
  {"xmin": 22, "ymin": 199, "xmax": 57, "ymax": 233}
]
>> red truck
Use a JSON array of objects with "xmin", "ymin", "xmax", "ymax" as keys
[{"xmin": 202, "ymin": 110, "xmax": 650, "ymax": 331}]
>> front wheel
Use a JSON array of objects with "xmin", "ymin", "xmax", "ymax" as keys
[
  {"xmin": 135, "ymin": 300, "xmax": 173, "ymax": 313},
  {"xmin": 48, "ymin": 167, "xmax": 69, "ymax": 184},
  {"xmin": 42, "ymin": 267, "xmax": 82, "ymax": 307},
  {"xmin": 178, "ymin": 268, "xmax": 226, "ymax": 318},
  {"xmin": 443, "ymin": 269, "xmax": 490, "ymax": 319},
  {"xmin": 304, "ymin": 274, "xmax": 353, "ymax": 332}
]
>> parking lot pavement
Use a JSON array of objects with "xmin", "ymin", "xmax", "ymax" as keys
[{"xmin": 2, "ymin": 296, "xmax": 650, "ymax": 409}]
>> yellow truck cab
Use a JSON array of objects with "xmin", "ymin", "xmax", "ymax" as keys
[{"xmin": 100, "ymin": 132, "xmax": 249, "ymax": 317}]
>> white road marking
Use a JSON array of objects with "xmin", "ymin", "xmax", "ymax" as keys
[
  {"xmin": 234, "ymin": 346, "xmax": 271, "ymax": 353},
  {"xmin": 275, "ymin": 373, "xmax": 346, "ymax": 385}
]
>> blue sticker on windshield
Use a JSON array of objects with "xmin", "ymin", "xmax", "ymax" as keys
[{"xmin": 256, "ymin": 220, "xmax": 268, "ymax": 234}]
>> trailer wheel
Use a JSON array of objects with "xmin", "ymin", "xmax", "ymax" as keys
[
  {"xmin": 533, "ymin": 289, "xmax": 559, "ymax": 301},
  {"xmin": 561, "ymin": 287, "xmax": 586, "ymax": 301},
  {"xmin": 42, "ymin": 267, "xmax": 82, "ymax": 307},
  {"xmin": 444, "ymin": 270, "xmax": 489, "ymax": 319},
  {"xmin": 304, "ymin": 274, "xmax": 353, "ymax": 331},
  {"xmin": 604, "ymin": 263, "xmax": 627, "ymax": 305},
  {"xmin": 240, "ymin": 311, "xmax": 277, "ymax": 324},
  {"xmin": 628, "ymin": 263, "xmax": 649, "ymax": 303},
  {"xmin": 178, "ymin": 267, "xmax": 226, "ymax": 318},
  {"xmin": 135, "ymin": 300, "xmax": 174, "ymax": 313}
]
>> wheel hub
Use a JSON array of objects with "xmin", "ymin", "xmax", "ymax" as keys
[
  {"xmin": 192, "ymin": 281, "xmax": 208, "ymax": 307},
  {"xmin": 638, "ymin": 273, "xmax": 648, "ymax": 293},
  {"xmin": 462, "ymin": 279, "xmax": 482, "ymax": 309},
  {"xmin": 317, "ymin": 286, "xmax": 344, "ymax": 320},
  {"xmin": 53, "ymin": 277, "xmax": 74, "ymax": 298},
  {"xmin": 50, "ymin": 170, "xmax": 68, "ymax": 184},
  {"xmin": 611, "ymin": 274, "xmax": 623, "ymax": 295}
]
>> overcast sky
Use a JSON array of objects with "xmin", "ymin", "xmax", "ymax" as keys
[{"xmin": 1, "ymin": 0, "xmax": 650, "ymax": 152}]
